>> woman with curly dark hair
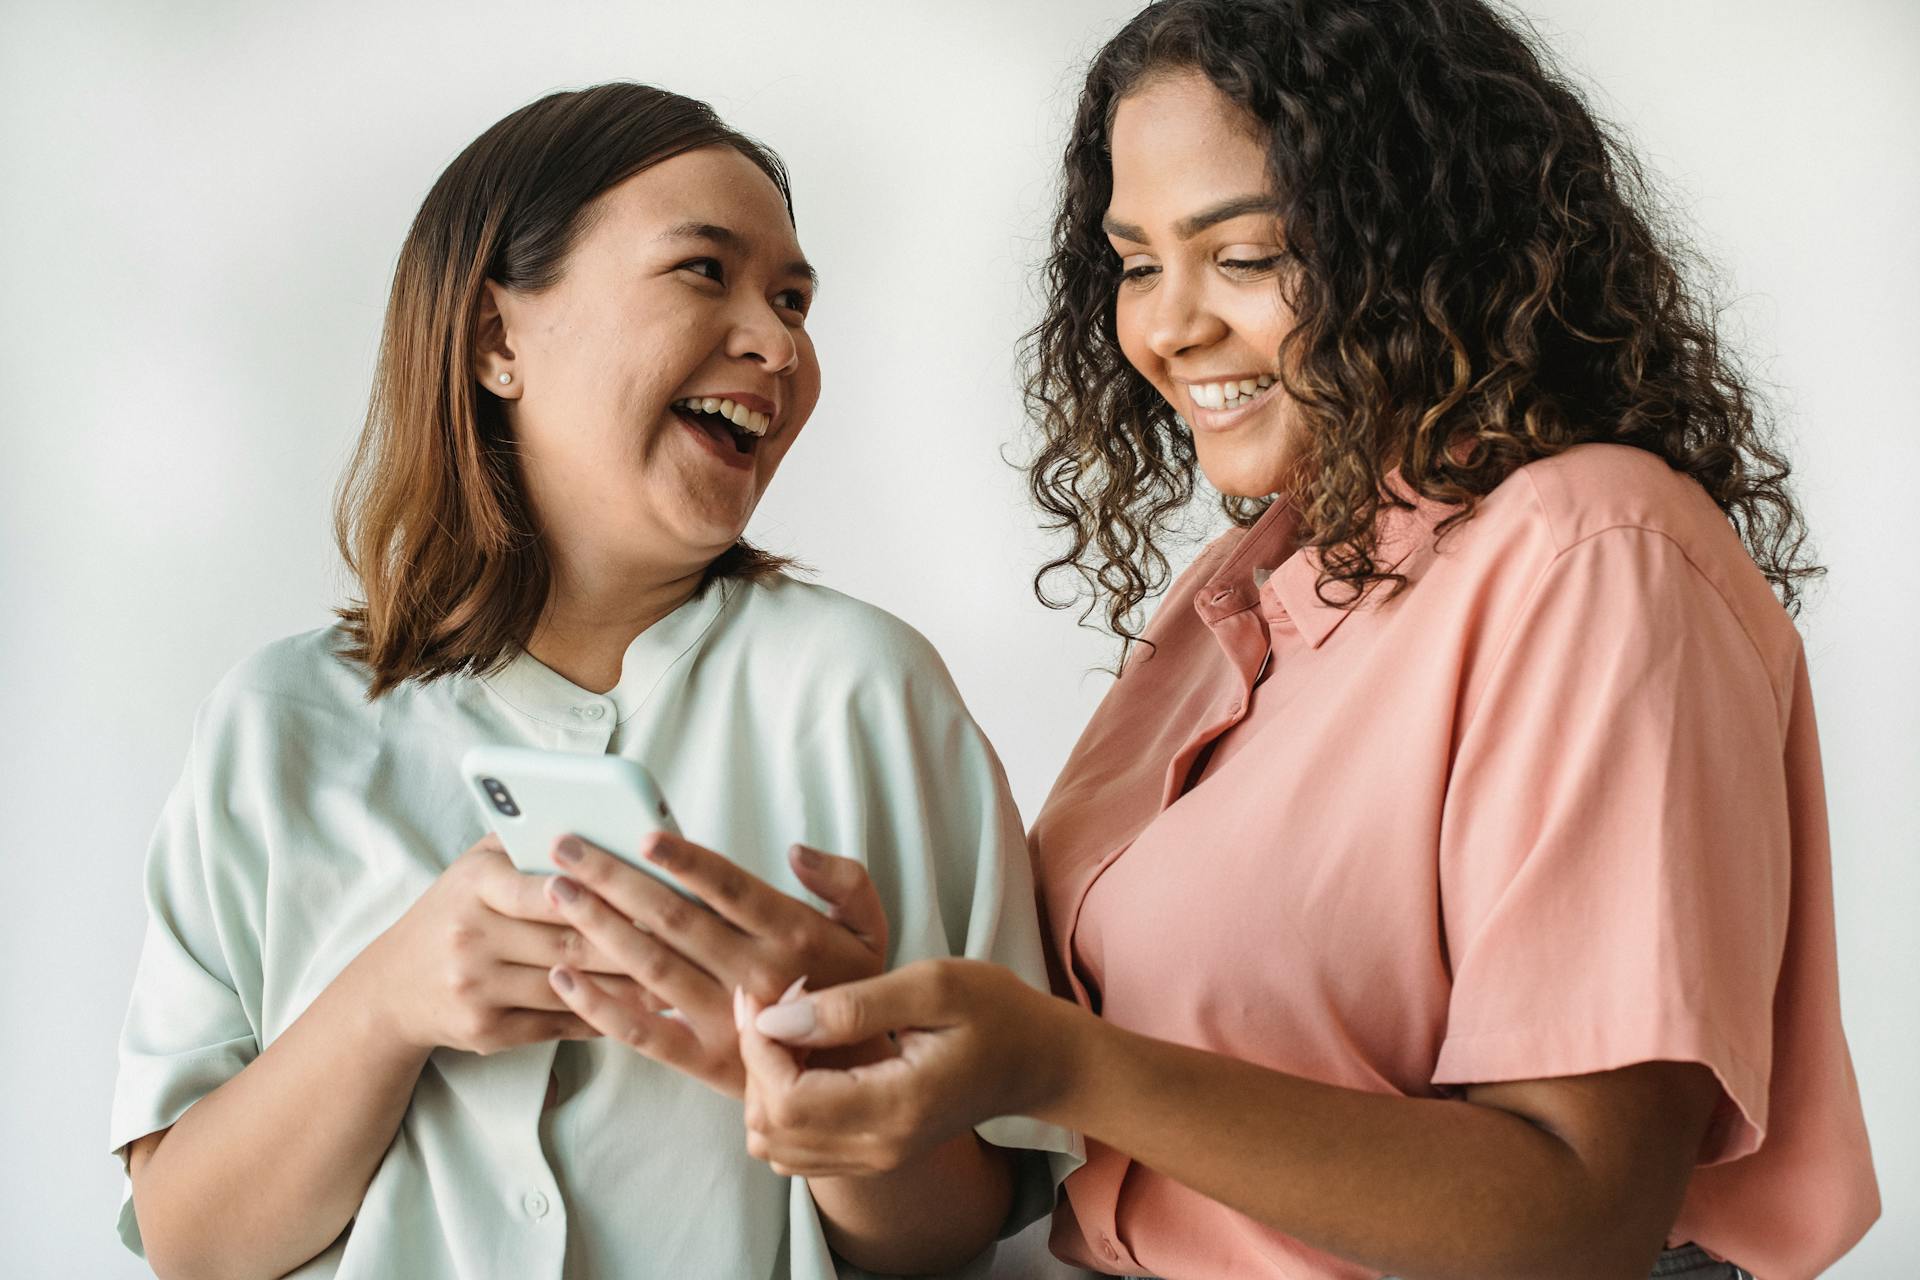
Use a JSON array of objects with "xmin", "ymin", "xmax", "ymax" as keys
[{"xmin": 717, "ymin": 3, "xmax": 1881, "ymax": 1277}]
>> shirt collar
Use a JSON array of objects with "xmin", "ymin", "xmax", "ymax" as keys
[
  {"xmin": 1196, "ymin": 479, "xmax": 1454, "ymax": 649},
  {"xmin": 481, "ymin": 578, "xmax": 731, "ymax": 728}
]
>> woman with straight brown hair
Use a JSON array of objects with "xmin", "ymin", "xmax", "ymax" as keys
[{"xmin": 108, "ymin": 82, "xmax": 1072, "ymax": 1280}]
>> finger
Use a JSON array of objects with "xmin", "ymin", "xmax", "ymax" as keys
[
  {"xmin": 549, "ymin": 965, "xmax": 718, "ymax": 1076},
  {"xmin": 545, "ymin": 877, "xmax": 730, "ymax": 1024},
  {"xmin": 753, "ymin": 958, "xmax": 968, "ymax": 1049},
  {"xmin": 736, "ymin": 987, "xmax": 802, "ymax": 1093},
  {"xmin": 484, "ymin": 916, "xmax": 640, "ymax": 978},
  {"xmin": 473, "ymin": 853, "xmax": 570, "ymax": 925},
  {"xmin": 553, "ymin": 837, "xmax": 750, "ymax": 973},
  {"xmin": 633, "ymin": 831, "xmax": 807, "ymax": 938},
  {"xmin": 787, "ymin": 845, "xmax": 887, "ymax": 949},
  {"xmin": 491, "ymin": 1009, "xmax": 604, "ymax": 1046},
  {"xmin": 491, "ymin": 962, "xmax": 662, "ymax": 1014}
]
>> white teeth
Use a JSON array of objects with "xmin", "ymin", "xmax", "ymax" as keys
[
  {"xmin": 674, "ymin": 397, "xmax": 770, "ymax": 436},
  {"xmin": 1191, "ymin": 376, "xmax": 1276, "ymax": 411}
]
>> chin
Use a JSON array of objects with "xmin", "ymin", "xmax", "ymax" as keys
[{"xmin": 1196, "ymin": 453, "xmax": 1291, "ymax": 502}]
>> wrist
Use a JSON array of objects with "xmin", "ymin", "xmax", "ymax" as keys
[
  {"xmin": 336, "ymin": 939, "xmax": 434, "ymax": 1069},
  {"xmin": 1017, "ymin": 986, "xmax": 1103, "ymax": 1128}
]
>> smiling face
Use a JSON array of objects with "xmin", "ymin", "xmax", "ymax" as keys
[
  {"xmin": 1107, "ymin": 72, "xmax": 1300, "ymax": 499},
  {"xmin": 476, "ymin": 145, "xmax": 820, "ymax": 582}
]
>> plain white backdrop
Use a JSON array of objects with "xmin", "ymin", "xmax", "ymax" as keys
[{"xmin": 3, "ymin": 1, "xmax": 1915, "ymax": 1275}]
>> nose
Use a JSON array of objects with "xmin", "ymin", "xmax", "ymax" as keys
[
  {"xmin": 1143, "ymin": 267, "xmax": 1226, "ymax": 362},
  {"xmin": 726, "ymin": 298, "xmax": 801, "ymax": 376}
]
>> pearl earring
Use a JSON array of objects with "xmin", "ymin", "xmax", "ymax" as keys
[{"xmin": 498, "ymin": 372, "xmax": 513, "ymax": 385}]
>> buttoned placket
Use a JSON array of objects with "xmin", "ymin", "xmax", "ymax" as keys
[{"xmin": 466, "ymin": 584, "xmax": 732, "ymax": 1276}]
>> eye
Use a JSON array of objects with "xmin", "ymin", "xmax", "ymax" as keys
[
  {"xmin": 678, "ymin": 257, "xmax": 725, "ymax": 284},
  {"xmin": 774, "ymin": 287, "xmax": 812, "ymax": 318},
  {"xmin": 1220, "ymin": 253, "xmax": 1285, "ymax": 278},
  {"xmin": 1117, "ymin": 257, "xmax": 1160, "ymax": 290}
]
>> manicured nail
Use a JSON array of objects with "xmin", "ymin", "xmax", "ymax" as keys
[
  {"xmin": 553, "ymin": 837, "xmax": 583, "ymax": 866},
  {"xmin": 791, "ymin": 844, "xmax": 822, "ymax": 869},
  {"xmin": 550, "ymin": 876, "xmax": 580, "ymax": 903},
  {"xmin": 756, "ymin": 999, "xmax": 816, "ymax": 1040},
  {"xmin": 551, "ymin": 968, "xmax": 576, "ymax": 994},
  {"xmin": 778, "ymin": 975, "xmax": 809, "ymax": 1004},
  {"xmin": 732, "ymin": 986, "xmax": 748, "ymax": 1032}
]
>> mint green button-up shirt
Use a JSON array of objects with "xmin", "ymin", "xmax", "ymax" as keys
[{"xmin": 111, "ymin": 575, "xmax": 1080, "ymax": 1278}]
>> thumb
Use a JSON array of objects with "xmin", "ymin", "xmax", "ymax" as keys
[
  {"xmin": 753, "ymin": 959, "xmax": 962, "ymax": 1049},
  {"xmin": 788, "ymin": 844, "xmax": 887, "ymax": 949},
  {"xmin": 735, "ymin": 987, "xmax": 801, "ymax": 1089}
]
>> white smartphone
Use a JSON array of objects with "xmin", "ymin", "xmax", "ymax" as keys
[{"xmin": 460, "ymin": 744, "xmax": 690, "ymax": 894}]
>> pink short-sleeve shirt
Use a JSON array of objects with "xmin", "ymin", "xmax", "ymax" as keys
[{"xmin": 1031, "ymin": 444, "xmax": 1878, "ymax": 1280}]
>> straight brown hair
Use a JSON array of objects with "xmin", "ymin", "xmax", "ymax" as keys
[{"xmin": 335, "ymin": 82, "xmax": 796, "ymax": 699}]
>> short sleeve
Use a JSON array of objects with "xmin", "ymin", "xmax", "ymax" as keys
[
  {"xmin": 1432, "ymin": 527, "xmax": 1789, "ymax": 1165},
  {"xmin": 108, "ymin": 727, "xmax": 263, "ymax": 1256}
]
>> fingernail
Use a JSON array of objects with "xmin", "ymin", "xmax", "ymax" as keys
[
  {"xmin": 551, "ymin": 968, "xmax": 576, "ymax": 994},
  {"xmin": 791, "ymin": 844, "xmax": 821, "ymax": 869},
  {"xmin": 550, "ymin": 876, "xmax": 580, "ymax": 903},
  {"xmin": 756, "ymin": 999, "xmax": 816, "ymax": 1040},
  {"xmin": 642, "ymin": 834, "xmax": 678, "ymax": 867},
  {"xmin": 553, "ymin": 837, "xmax": 583, "ymax": 866},
  {"xmin": 778, "ymin": 975, "xmax": 809, "ymax": 1004},
  {"xmin": 732, "ymin": 985, "xmax": 748, "ymax": 1032}
]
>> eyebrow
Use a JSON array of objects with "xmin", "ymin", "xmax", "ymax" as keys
[
  {"xmin": 659, "ymin": 220, "xmax": 818, "ymax": 287},
  {"xmin": 1101, "ymin": 194, "xmax": 1282, "ymax": 244}
]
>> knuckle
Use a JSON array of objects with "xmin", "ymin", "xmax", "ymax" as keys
[
  {"xmin": 458, "ymin": 1010, "xmax": 496, "ymax": 1046},
  {"xmin": 445, "ymin": 964, "xmax": 483, "ymax": 999},
  {"xmin": 711, "ymin": 868, "xmax": 749, "ymax": 906},
  {"xmin": 744, "ymin": 963, "xmax": 786, "ymax": 1002},
  {"xmin": 925, "ymin": 957, "xmax": 966, "ymax": 1005},
  {"xmin": 618, "ymin": 1021, "xmax": 651, "ymax": 1050},
  {"xmin": 776, "ymin": 924, "xmax": 817, "ymax": 961},
  {"xmin": 558, "ymin": 929, "xmax": 589, "ymax": 967},
  {"xmin": 638, "ymin": 949, "xmax": 676, "ymax": 988},
  {"xmin": 769, "ymin": 1095, "xmax": 807, "ymax": 1131},
  {"xmin": 655, "ymin": 899, "xmax": 696, "ymax": 935}
]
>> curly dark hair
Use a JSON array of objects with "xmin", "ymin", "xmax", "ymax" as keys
[{"xmin": 1024, "ymin": 0, "xmax": 1820, "ymax": 649}]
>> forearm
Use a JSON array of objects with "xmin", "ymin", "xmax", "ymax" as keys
[
  {"xmin": 1041, "ymin": 1010, "xmax": 1651, "ymax": 1280},
  {"xmin": 132, "ymin": 956, "xmax": 431, "ymax": 1280},
  {"xmin": 809, "ymin": 1132, "xmax": 1013, "ymax": 1276}
]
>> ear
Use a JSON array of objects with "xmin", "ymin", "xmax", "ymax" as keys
[{"xmin": 471, "ymin": 279, "xmax": 522, "ymax": 398}]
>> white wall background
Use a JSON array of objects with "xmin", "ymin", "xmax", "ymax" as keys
[{"xmin": 2, "ymin": 1, "xmax": 1914, "ymax": 1275}]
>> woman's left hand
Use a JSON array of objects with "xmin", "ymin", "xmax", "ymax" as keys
[
  {"xmin": 542, "ymin": 832, "xmax": 889, "ymax": 1099},
  {"xmin": 732, "ymin": 958, "xmax": 1080, "ymax": 1178}
]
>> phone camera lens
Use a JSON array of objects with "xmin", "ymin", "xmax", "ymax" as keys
[{"xmin": 480, "ymin": 777, "xmax": 519, "ymax": 817}]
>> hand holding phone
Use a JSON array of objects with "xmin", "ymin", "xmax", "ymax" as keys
[{"xmin": 461, "ymin": 745, "xmax": 690, "ymax": 896}]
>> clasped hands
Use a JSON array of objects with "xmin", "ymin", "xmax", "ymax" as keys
[{"xmin": 540, "ymin": 832, "xmax": 1065, "ymax": 1179}]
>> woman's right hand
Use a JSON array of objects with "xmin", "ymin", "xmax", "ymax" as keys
[{"xmin": 350, "ymin": 833, "xmax": 661, "ymax": 1056}]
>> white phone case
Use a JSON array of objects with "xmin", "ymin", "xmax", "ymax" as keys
[{"xmin": 460, "ymin": 745, "xmax": 688, "ymax": 893}]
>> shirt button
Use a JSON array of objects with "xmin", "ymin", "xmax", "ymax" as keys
[
  {"xmin": 523, "ymin": 1190, "xmax": 550, "ymax": 1219},
  {"xmin": 572, "ymin": 704, "xmax": 605, "ymax": 721}
]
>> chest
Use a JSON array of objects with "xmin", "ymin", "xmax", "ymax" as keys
[{"xmin": 1034, "ymin": 601, "xmax": 1475, "ymax": 1089}]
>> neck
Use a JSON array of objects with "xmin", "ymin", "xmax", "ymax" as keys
[{"xmin": 526, "ymin": 552, "xmax": 710, "ymax": 695}]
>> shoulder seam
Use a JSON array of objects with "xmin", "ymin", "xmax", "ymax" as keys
[{"xmin": 1457, "ymin": 524, "xmax": 1785, "ymax": 737}]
